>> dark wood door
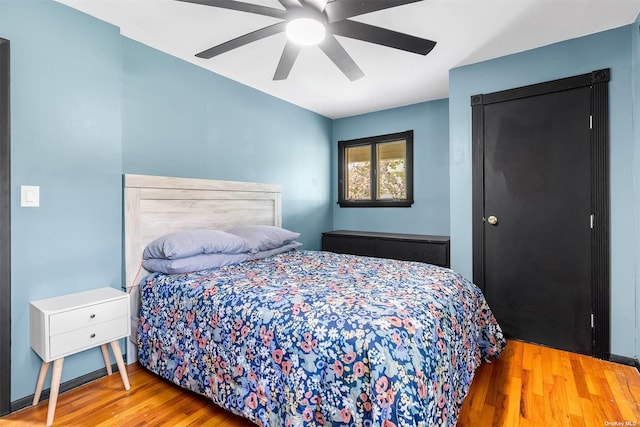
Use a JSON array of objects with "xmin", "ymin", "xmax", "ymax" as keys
[
  {"xmin": 472, "ymin": 70, "xmax": 611, "ymax": 358},
  {"xmin": 484, "ymin": 87, "xmax": 592, "ymax": 354}
]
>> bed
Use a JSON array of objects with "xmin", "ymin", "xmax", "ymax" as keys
[{"xmin": 124, "ymin": 174, "xmax": 505, "ymax": 427}]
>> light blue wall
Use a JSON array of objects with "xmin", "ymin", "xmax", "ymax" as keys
[
  {"xmin": 2, "ymin": 0, "xmax": 638, "ymax": 408},
  {"xmin": 121, "ymin": 38, "xmax": 332, "ymax": 248},
  {"xmin": 632, "ymin": 13, "xmax": 640, "ymax": 361},
  {"xmin": 449, "ymin": 25, "xmax": 637, "ymax": 358},
  {"xmin": 1, "ymin": 0, "xmax": 123, "ymax": 401},
  {"xmin": 332, "ymin": 99, "xmax": 450, "ymax": 235},
  {"xmin": 2, "ymin": 0, "xmax": 332, "ymax": 403}
]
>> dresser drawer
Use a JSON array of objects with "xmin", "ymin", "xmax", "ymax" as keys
[
  {"xmin": 50, "ymin": 316, "xmax": 129, "ymax": 359},
  {"xmin": 322, "ymin": 231, "xmax": 450, "ymax": 267},
  {"xmin": 49, "ymin": 298, "xmax": 128, "ymax": 336},
  {"xmin": 377, "ymin": 239, "xmax": 449, "ymax": 266},
  {"xmin": 322, "ymin": 235, "xmax": 377, "ymax": 257}
]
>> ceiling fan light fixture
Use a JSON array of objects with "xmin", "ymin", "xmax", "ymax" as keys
[{"xmin": 286, "ymin": 18, "xmax": 326, "ymax": 46}]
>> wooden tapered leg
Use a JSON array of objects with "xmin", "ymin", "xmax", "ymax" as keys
[
  {"xmin": 46, "ymin": 358, "xmax": 64, "ymax": 427},
  {"xmin": 109, "ymin": 340, "xmax": 130, "ymax": 390},
  {"xmin": 33, "ymin": 361, "xmax": 50, "ymax": 405},
  {"xmin": 100, "ymin": 344, "xmax": 112, "ymax": 375}
]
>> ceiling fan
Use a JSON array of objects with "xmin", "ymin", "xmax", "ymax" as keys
[{"xmin": 177, "ymin": 0, "xmax": 436, "ymax": 81}]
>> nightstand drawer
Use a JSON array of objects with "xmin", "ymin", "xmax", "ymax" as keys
[
  {"xmin": 49, "ymin": 298, "xmax": 128, "ymax": 336},
  {"xmin": 50, "ymin": 316, "xmax": 129, "ymax": 359}
]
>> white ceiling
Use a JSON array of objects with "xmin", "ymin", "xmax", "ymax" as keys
[{"xmin": 55, "ymin": 0, "xmax": 640, "ymax": 119}]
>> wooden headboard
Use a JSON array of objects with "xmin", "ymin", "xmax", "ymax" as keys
[{"xmin": 123, "ymin": 174, "xmax": 282, "ymax": 362}]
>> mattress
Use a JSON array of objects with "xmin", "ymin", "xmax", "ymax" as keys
[{"xmin": 138, "ymin": 250, "xmax": 505, "ymax": 426}]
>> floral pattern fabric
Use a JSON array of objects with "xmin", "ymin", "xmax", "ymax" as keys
[{"xmin": 138, "ymin": 250, "xmax": 505, "ymax": 427}]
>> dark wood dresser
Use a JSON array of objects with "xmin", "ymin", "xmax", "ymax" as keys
[{"xmin": 321, "ymin": 230, "xmax": 450, "ymax": 267}]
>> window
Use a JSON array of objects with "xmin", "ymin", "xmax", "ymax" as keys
[{"xmin": 338, "ymin": 130, "xmax": 414, "ymax": 207}]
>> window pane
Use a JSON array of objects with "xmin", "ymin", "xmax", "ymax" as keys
[
  {"xmin": 346, "ymin": 145, "xmax": 371, "ymax": 200},
  {"xmin": 377, "ymin": 140, "xmax": 406, "ymax": 200},
  {"xmin": 338, "ymin": 130, "xmax": 413, "ymax": 208}
]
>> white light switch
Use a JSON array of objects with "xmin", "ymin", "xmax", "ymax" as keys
[{"xmin": 21, "ymin": 185, "xmax": 40, "ymax": 208}]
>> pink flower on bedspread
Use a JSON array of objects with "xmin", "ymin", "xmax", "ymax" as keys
[
  {"xmin": 299, "ymin": 332, "xmax": 318, "ymax": 353},
  {"xmin": 203, "ymin": 287, "xmax": 218, "ymax": 298},
  {"xmin": 375, "ymin": 376, "xmax": 389, "ymax": 393},
  {"xmin": 246, "ymin": 392, "xmax": 258, "ymax": 409},
  {"xmin": 281, "ymin": 360, "xmax": 291, "ymax": 375},
  {"xmin": 353, "ymin": 361, "xmax": 366, "ymax": 378},
  {"xmin": 271, "ymin": 349, "xmax": 283, "ymax": 364},
  {"xmin": 301, "ymin": 407, "xmax": 313, "ymax": 422},
  {"xmin": 341, "ymin": 351, "xmax": 356, "ymax": 364},
  {"xmin": 386, "ymin": 315, "xmax": 403, "ymax": 327},
  {"xmin": 333, "ymin": 360, "xmax": 343, "ymax": 377},
  {"xmin": 185, "ymin": 311, "xmax": 194, "ymax": 327}
]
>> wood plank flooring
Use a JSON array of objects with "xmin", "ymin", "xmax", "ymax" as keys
[
  {"xmin": 2, "ymin": 340, "xmax": 638, "ymax": 426},
  {"xmin": 457, "ymin": 340, "xmax": 640, "ymax": 426}
]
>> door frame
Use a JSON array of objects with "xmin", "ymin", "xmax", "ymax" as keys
[
  {"xmin": 471, "ymin": 69, "xmax": 611, "ymax": 359},
  {"xmin": 0, "ymin": 38, "xmax": 10, "ymax": 416}
]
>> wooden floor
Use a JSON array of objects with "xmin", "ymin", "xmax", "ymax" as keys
[
  {"xmin": 2, "ymin": 340, "xmax": 639, "ymax": 426},
  {"xmin": 458, "ymin": 340, "xmax": 640, "ymax": 427}
]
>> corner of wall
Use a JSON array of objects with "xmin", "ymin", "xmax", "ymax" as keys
[{"xmin": 632, "ymin": 11, "xmax": 640, "ymax": 360}]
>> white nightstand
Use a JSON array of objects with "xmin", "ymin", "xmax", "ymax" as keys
[{"xmin": 29, "ymin": 287, "xmax": 131, "ymax": 426}]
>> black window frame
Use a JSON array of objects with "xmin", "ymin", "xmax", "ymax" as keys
[{"xmin": 338, "ymin": 130, "xmax": 414, "ymax": 208}]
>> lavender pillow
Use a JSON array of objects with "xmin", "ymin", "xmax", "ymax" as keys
[
  {"xmin": 143, "ymin": 230, "xmax": 250, "ymax": 260},
  {"xmin": 226, "ymin": 225, "xmax": 301, "ymax": 253},
  {"xmin": 143, "ymin": 252, "xmax": 251, "ymax": 274},
  {"xmin": 249, "ymin": 241, "xmax": 302, "ymax": 260}
]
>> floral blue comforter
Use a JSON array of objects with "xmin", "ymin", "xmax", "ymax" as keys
[{"xmin": 138, "ymin": 250, "xmax": 505, "ymax": 426}]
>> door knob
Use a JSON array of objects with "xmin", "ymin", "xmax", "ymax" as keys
[{"xmin": 487, "ymin": 215, "xmax": 498, "ymax": 225}]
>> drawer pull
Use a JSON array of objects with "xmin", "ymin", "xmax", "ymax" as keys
[
  {"xmin": 90, "ymin": 314, "xmax": 96, "ymax": 319},
  {"xmin": 90, "ymin": 333, "xmax": 96, "ymax": 339}
]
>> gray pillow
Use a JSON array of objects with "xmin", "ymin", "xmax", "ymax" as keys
[
  {"xmin": 143, "ymin": 229, "xmax": 250, "ymax": 260},
  {"xmin": 249, "ymin": 241, "xmax": 302, "ymax": 260},
  {"xmin": 143, "ymin": 252, "xmax": 251, "ymax": 274},
  {"xmin": 226, "ymin": 225, "xmax": 301, "ymax": 253}
]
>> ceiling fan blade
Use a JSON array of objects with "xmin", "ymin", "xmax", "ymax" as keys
[
  {"xmin": 298, "ymin": 0, "xmax": 328, "ymax": 12},
  {"xmin": 277, "ymin": 0, "xmax": 301, "ymax": 10},
  {"xmin": 319, "ymin": 34, "xmax": 364, "ymax": 81},
  {"xmin": 176, "ymin": 0, "xmax": 287, "ymax": 19},
  {"xmin": 273, "ymin": 41, "xmax": 301, "ymax": 80},
  {"xmin": 196, "ymin": 22, "xmax": 287, "ymax": 58},
  {"xmin": 330, "ymin": 20, "xmax": 435, "ymax": 55},
  {"xmin": 324, "ymin": 0, "xmax": 424, "ymax": 22}
]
